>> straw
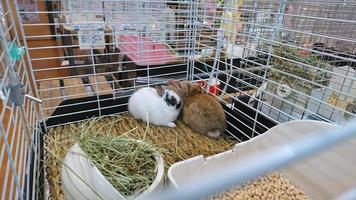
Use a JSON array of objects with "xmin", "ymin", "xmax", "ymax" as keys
[
  {"xmin": 44, "ymin": 114, "xmax": 236, "ymax": 199},
  {"xmin": 78, "ymin": 134, "xmax": 160, "ymax": 197}
]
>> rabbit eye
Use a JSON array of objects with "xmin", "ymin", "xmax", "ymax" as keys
[{"xmin": 164, "ymin": 94, "xmax": 177, "ymax": 107}]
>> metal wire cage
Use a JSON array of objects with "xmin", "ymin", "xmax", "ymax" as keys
[
  {"xmin": 0, "ymin": 0, "xmax": 355, "ymax": 199},
  {"xmin": 0, "ymin": 0, "xmax": 43, "ymax": 199},
  {"xmin": 190, "ymin": 0, "xmax": 356, "ymax": 140}
]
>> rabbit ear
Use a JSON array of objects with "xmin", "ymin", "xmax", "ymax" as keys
[
  {"xmin": 198, "ymin": 81, "xmax": 207, "ymax": 89},
  {"xmin": 185, "ymin": 82, "xmax": 192, "ymax": 96},
  {"xmin": 167, "ymin": 80, "xmax": 181, "ymax": 89},
  {"xmin": 187, "ymin": 83, "xmax": 203, "ymax": 96},
  {"xmin": 155, "ymin": 85, "xmax": 164, "ymax": 96}
]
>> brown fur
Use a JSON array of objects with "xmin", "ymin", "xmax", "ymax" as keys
[
  {"xmin": 163, "ymin": 80, "xmax": 226, "ymax": 137},
  {"xmin": 155, "ymin": 85, "xmax": 165, "ymax": 96},
  {"xmin": 162, "ymin": 82, "xmax": 185, "ymax": 101}
]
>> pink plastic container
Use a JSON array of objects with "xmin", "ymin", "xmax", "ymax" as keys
[{"xmin": 118, "ymin": 35, "xmax": 177, "ymax": 66}]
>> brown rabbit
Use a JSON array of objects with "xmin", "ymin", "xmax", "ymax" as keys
[
  {"xmin": 162, "ymin": 80, "xmax": 187, "ymax": 102},
  {"xmin": 165, "ymin": 80, "xmax": 226, "ymax": 138}
]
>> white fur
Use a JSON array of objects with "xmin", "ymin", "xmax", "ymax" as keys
[
  {"xmin": 128, "ymin": 87, "xmax": 181, "ymax": 127},
  {"xmin": 207, "ymin": 130, "xmax": 221, "ymax": 138}
]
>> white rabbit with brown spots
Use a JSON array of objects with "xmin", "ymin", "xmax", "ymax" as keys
[{"xmin": 128, "ymin": 85, "xmax": 182, "ymax": 128}]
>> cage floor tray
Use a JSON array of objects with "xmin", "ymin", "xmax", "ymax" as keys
[{"xmin": 118, "ymin": 35, "xmax": 177, "ymax": 66}]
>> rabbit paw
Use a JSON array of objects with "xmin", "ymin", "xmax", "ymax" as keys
[
  {"xmin": 166, "ymin": 122, "xmax": 176, "ymax": 128},
  {"xmin": 207, "ymin": 130, "xmax": 221, "ymax": 138}
]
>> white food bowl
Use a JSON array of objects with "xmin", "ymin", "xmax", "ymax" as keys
[{"xmin": 61, "ymin": 143, "xmax": 164, "ymax": 200}]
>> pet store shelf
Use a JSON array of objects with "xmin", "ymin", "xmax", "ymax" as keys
[
  {"xmin": 39, "ymin": 75, "xmax": 119, "ymax": 118},
  {"xmin": 88, "ymin": 76, "xmax": 114, "ymax": 96},
  {"xmin": 39, "ymin": 80, "xmax": 62, "ymax": 117},
  {"xmin": 63, "ymin": 78, "xmax": 89, "ymax": 99}
]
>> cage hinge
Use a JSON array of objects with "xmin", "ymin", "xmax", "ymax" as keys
[
  {"xmin": 8, "ymin": 80, "xmax": 26, "ymax": 107},
  {"xmin": 1, "ymin": 81, "xmax": 42, "ymax": 107}
]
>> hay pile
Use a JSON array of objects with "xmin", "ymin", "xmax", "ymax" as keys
[
  {"xmin": 210, "ymin": 173, "xmax": 308, "ymax": 200},
  {"xmin": 79, "ymin": 134, "xmax": 160, "ymax": 196},
  {"xmin": 44, "ymin": 114, "xmax": 235, "ymax": 200}
]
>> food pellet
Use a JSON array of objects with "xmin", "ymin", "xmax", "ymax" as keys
[{"xmin": 208, "ymin": 173, "xmax": 309, "ymax": 200}]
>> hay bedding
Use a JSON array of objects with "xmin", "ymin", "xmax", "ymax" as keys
[
  {"xmin": 45, "ymin": 114, "xmax": 234, "ymax": 199},
  {"xmin": 44, "ymin": 114, "xmax": 308, "ymax": 200}
]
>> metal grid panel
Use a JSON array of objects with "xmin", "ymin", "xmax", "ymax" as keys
[
  {"xmin": 0, "ymin": 0, "xmax": 42, "ymax": 199},
  {"xmin": 190, "ymin": 0, "xmax": 356, "ymax": 141},
  {"xmin": 18, "ymin": 0, "xmax": 194, "ymax": 126}
]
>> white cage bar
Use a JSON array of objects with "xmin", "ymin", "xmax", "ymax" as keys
[{"xmin": 0, "ymin": 0, "xmax": 42, "ymax": 199}]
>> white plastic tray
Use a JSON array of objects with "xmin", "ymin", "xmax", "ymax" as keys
[{"xmin": 168, "ymin": 120, "xmax": 356, "ymax": 200}]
